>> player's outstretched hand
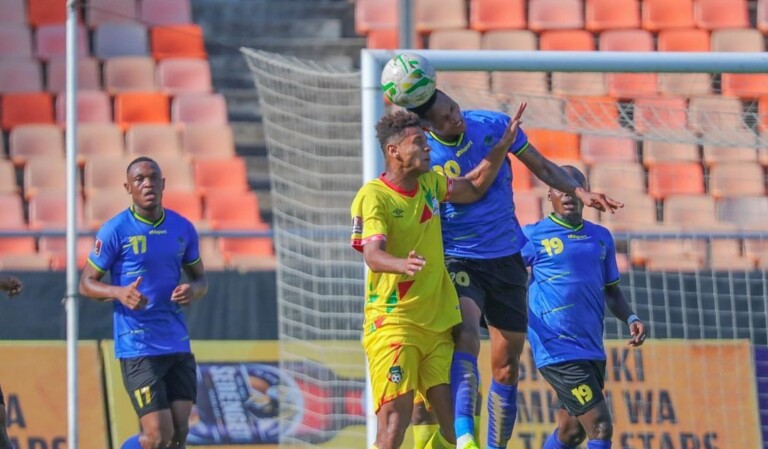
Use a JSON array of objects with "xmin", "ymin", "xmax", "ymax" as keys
[
  {"xmin": 402, "ymin": 250, "xmax": 426, "ymax": 276},
  {"xmin": 0, "ymin": 275, "xmax": 22, "ymax": 298},
  {"xmin": 497, "ymin": 102, "xmax": 527, "ymax": 149},
  {"xmin": 574, "ymin": 188, "xmax": 623, "ymax": 214},
  {"xmin": 119, "ymin": 276, "xmax": 148, "ymax": 310},
  {"xmin": 171, "ymin": 283, "xmax": 194, "ymax": 305},
  {"xmin": 627, "ymin": 320, "xmax": 647, "ymax": 347}
]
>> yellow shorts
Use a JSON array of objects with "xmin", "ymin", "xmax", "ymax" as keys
[{"xmin": 364, "ymin": 325, "xmax": 454, "ymax": 413}]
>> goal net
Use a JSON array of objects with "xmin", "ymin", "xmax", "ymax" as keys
[{"xmin": 244, "ymin": 48, "xmax": 767, "ymax": 448}]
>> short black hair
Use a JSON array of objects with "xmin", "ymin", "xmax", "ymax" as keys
[
  {"xmin": 407, "ymin": 90, "xmax": 440, "ymax": 118},
  {"xmin": 126, "ymin": 156, "xmax": 159, "ymax": 175},
  {"xmin": 561, "ymin": 165, "xmax": 587, "ymax": 188},
  {"xmin": 375, "ymin": 110, "xmax": 422, "ymax": 156}
]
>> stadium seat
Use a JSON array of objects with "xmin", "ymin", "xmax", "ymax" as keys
[
  {"xmin": 589, "ymin": 161, "xmax": 645, "ymax": 194},
  {"xmin": 641, "ymin": 0, "xmax": 695, "ymax": 31},
  {"xmin": 414, "ymin": 0, "xmax": 467, "ymax": 32},
  {"xmin": 642, "ymin": 141, "xmax": 699, "ymax": 166},
  {"xmin": 655, "ymin": 29, "xmax": 712, "ymax": 96},
  {"xmin": 0, "ymin": 254, "xmax": 52, "ymax": 270},
  {"xmin": 525, "ymin": 129, "xmax": 580, "ymax": 161},
  {"xmin": 512, "ymin": 190, "xmax": 543, "ymax": 226},
  {"xmin": 205, "ymin": 190, "xmax": 264, "ymax": 229},
  {"xmin": 77, "ymin": 124, "xmax": 125, "ymax": 164},
  {"xmin": 657, "ymin": 28, "xmax": 710, "ymax": 52},
  {"xmin": 28, "ymin": 191, "xmax": 84, "ymax": 230},
  {"xmin": 744, "ymin": 239, "xmax": 768, "ymax": 267},
  {"xmin": 469, "ymin": 0, "xmax": 526, "ymax": 31},
  {"xmin": 46, "ymin": 57, "xmax": 101, "ymax": 93},
  {"xmin": 28, "ymin": 0, "xmax": 67, "ymax": 27},
  {"xmin": 85, "ymin": 189, "xmax": 131, "ymax": 229},
  {"xmin": 87, "ymin": 0, "xmax": 139, "ymax": 27},
  {"xmin": 0, "ymin": 0, "xmax": 26, "ymax": 24},
  {"xmin": 600, "ymin": 29, "xmax": 654, "ymax": 52},
  {"xmin": 125, "ymin": 124, "xmax": 182, "ymax": 159},
  {"xmin": 633, "ymin": 96, "xmax": 692, "ymax": 139},
  {"xmin": 0, "ymin": 160, "xmax": 18, "ymax": 195},
  {"xmin": 94, "ymin": 23, "xmax": 149, "ymax": 59},
  {"xmin": 694, "ymin": 0, "xmax": 749, "ymax": 30},
  {"xmin": 162, "ymin": 190, "xmax": 203, "ymax": 226},
  {"xmin": 181, "ymin": 124, "xmax": 236, "ymax": 160},
  {"xmin": 354, "ymin": 0, "xmax": 397, "ymax": 35},
  {"xmin": 528, "ymin": 0, "xmax": 584, "ymax": 31},
  {"xmin": 585, "ymin": 0, "xmax": 640, "ymax": 32},
  {"xmin": 647, "ymin": 162, "xmax": 705, "ymax": 199},
  {"xmin": 718, "ymin": 196, "xmax": 768, "ymax": 229},
  {"xmin": 600, "ymin": 30, "xmax": 657, "ymax": 98},
  {"xmin": 220, "ymin": 230, "xmax": 276, "ymax": 269},
  {"xmin": 40, "ymin": 237, "xmax": 92, "ymax": 270},
  {"xmin": 708, "ymin": 239, "xmax": 755, "ymax": 271},
  {"xmin": 0, "ymin": 194, "xmax": 27, "ymax": 229},
  {"xmin": 508, "ymin": 155, "xmax": 532, "ymax": 192},
  {"xmin": 198, "ymin": 237, "xmax": 226, "ymax": 271},
  {"xmin": 140, "ymin": 0, "xmax": 193, "ymax": 26},
  {"xmin": 23, "ymin": 157, "xmax": 69, "ymax": 199},
  {"xmin": 150, "ymin": 24, "xmax": 207, "ymax": 60},
  {"xmin": 1, "ymin": 92, "xmax": 54, "ymax": 130},
  {"xmin": 35, "ymin": 24, "xmax": 88, "ymax": 60},
  {"xmin": 564, "ymin": 96, "xmax": 620, "ymax": 130},
  {"xmin": 365, "ymin": 29, "xmax": 422, "ymax": 50},
  {"xmin": 171, "ymin": 93, "xmax": 228, "ymax": 125},
  {"xmin": 721, "ymin": 73, "xmax": 768, "ymax": 99},
  {"xmin": 143, "ymin": 155, "xmax": 195, "ymax": 192},
  {"xmin": 663, "ymin": 194, "xmax": 735, "ymax": 230},
  {"xmin": 0, "ymin": 24, "xmax": 33, "ymax": 58},
  {"xmin": 84, "ymin": 156, "xmax": 129, "ymax": 196},
  {"xmin": 631, "ymin": 239, "xmax": 706, "ymax": 272},
  {"xmin": 759, "ymin": 0, "xmax": 768, "ymax": 33},
  {"xmin": 702, "ymin": 144, "xmax": 757, "ymax": 167},
  {"xmin": 114, "ymin": 92, "xmax": 170, "ymax": 129},
  {"xmin": 579, "ymin": 136, "xmax": 636, "ymax": 166},
  {"xmin": 0, "ymin": 59, "xmax": 43, "ymax": 93},
  {"xmin": 688, "ymin": 96, "xmax": 747, "ymax": 135},
  {"xmin": 9, "ymin": 124, "xmax": 63, "ymax": 165},
  {"xmin": 709, "ymin": 162, "xmax": 765, "ymax": 198},
  {"xmin": 157, "ymin": 58, "xmax": 213, "ymax": 94},
  {"xmin": 55, "ymin": 90, "xmax": 112, "ymax": 124},
  {"xmin": 758, "ymin": 96, "xmax": 768, "ymax": 132},
  {"xmin": 104, "ymin": 56, "xmax": 157, "ymax": 93},
  {"xmin": 541, "ymin": 30, "xmax": 606, "ymax": 97},
  {"xmin": 539, "ymin": 29, "xmax": 595, "ymax": 51},
  {"xmin": 194, "ymin": 158, "xmax": 249, "ymax": 195},
  {"xmin": 711, "ymin": 28, "xmax": 764, "ymax": 52},
  {"xmin": 598, "ymin": 192, "xmax": 659, "ymax": 231},
  {"xmin": 429, "ymin": 30, "xmax": 488, "ymax": 91},
  {"xmin": 484, "ymin": 31, "xmax": 548, "ymax": 95}
]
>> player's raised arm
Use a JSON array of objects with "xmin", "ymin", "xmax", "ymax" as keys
[{"xmin": 449, "ymin": 102, "xmax": 527, "ymax": 204}]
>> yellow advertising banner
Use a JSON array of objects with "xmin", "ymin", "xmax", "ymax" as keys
[{"xmin": 0, "ymin": 341, "xmax": 108, "ymax": 449}]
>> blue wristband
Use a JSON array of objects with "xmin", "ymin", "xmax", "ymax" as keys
[{"xmin": 627, "ymin": 314, "xmax": 640, "ymax": 325}]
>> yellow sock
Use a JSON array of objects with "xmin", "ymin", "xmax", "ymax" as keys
[
  {"xmin": 425, "ymin": 429, "xmax": 456, "ymax": 449},
  {"xmin": 413, "ymin": 424, "xmax": 439, "ymax": 449},
  {"xmin": 473, "ymin": 416, "xmax": 481, "ymax": 439}
]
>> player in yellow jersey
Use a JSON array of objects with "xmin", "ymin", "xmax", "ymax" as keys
[{"xmin": 350, "ymin": 103, "xmax": 526, "ymax": 449}]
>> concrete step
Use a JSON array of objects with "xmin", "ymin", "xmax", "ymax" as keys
[{"xmin": 220, "ymin": 88, "xmax": 261, "ymax": 122}]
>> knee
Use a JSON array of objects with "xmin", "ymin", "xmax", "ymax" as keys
[
  {"xmin": 141, "ymin": 424, "xmax": 174, "ymax": 449},
  {"xmin": 452, "ymin": 322, "xmax": 480, "ymax": 355},
  {"xmin": 376, "ymin": 416, "xmax": 409, "ymax": 449},
  {"xmin": 559, "ymin": 426, "xmax": 587, "ymax": 447},
  {"xmin": 588, "ymin": 418, "xmax": 613, "ymax": 441}
]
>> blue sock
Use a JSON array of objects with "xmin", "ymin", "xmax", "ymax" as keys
[
  {"xmin": 451, "ymin": 352, "xmax": 479, "ymax": 439},
  {"xmin": 587, "ymin": 439, "xmax": 612, "ymax": 449},
  {"xmin": 543, "ymin": 430, "xmax": 576, "ymax": 449},
  {"xmin": 486, "ymin": 379, "xmax": 518, "ymax": 449},
  {"xmin": 121, "ymin": 434, "xmax": 142, "ymax": 449}
]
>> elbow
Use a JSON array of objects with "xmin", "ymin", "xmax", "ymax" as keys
[{"xmin": 78, "ymin": 279, "xmax": 89, "ymax": 297}]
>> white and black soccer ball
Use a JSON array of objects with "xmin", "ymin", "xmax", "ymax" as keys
[{"xmin": 380, "ymin": 53, "xmax": 437, "ymax": 109}]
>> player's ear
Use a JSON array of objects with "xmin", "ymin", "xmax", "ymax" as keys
[
  {"xmin": 124, "ymin": 182, "xmax": 131, "ymax": 194},
  {"xmin": 547, "ymin": 190, "xmax": 552, "ymax": 202}
]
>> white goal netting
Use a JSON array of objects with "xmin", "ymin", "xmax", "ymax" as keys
[{"xmin": 243, "ymin": 48, "xmax": 767, "ymax": 448}]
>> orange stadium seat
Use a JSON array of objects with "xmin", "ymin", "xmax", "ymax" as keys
[
  {"xmin": 220, "ymin": 227, "xmax": 276, "ymax": 269},
  {"xmin": 539, "ymin": 29, "xmax": 595, "ymax": 51},
  {"xmin": 744, "ymin": 239, "xmax": 768, "ymax": 267},
  {"xmin": 642, "ymin": 0, "xmax": 695, "ymax": 31},
  {"xmin": 600, "ymin": 29, "xmax": 654, "ymax": 52},
  {"xmin": 28, "ymin": 0, "xmax": 67, "ymax": 27},
  {"xmin": 709, "ymin": 162, "xmax": 766, "ymax": 198},
  {"xmin": 46, "ymin": 57, "xmax": 101, "ymax": 93},
  {"xmin": 28, "ymin": 191, "xmax": 84, "ymax": 230},
  {"xmin": 205, "ymin": 191, "xmax": 264, "ymax": 228},
  {"xmin": 694, "ymin": 0, "xmax": 749, "ymax": 30},
  {"xmin": 600, "ymin": 30, "xmax": 657, "ymax": 98},
  {"xmin": 758, "ymin": 96, "xmax": 768, "ymax": 132},
  {"xmin": 525, "ymin": 129, "xmax": 580, "ymax": 161},
  {"xmin": 484, "ymin": 31, "xmax": 548, "ymax": 95},
  {"xmin": 0, "ymin": 0, "xmax": 26, "ymax": 24},
  {"xmin": 0, "ymin": 254, "xmax": 52, "ymax": 270},
  {"xmin": 585, "ymin": 0, "xmax": 640, "ymax": 32},
  {"xmin": 689, "ymin": 96, "xmax": 747, "ymax": 135},
  {"xmin": 162, "ymin": 190, "xmax": 203, "ymax": 226},
  {"xmin": 0, "ymin": 194, "xmax": 27, "ymax": 229},
  {"xmin": 125, "ymin": 124, "xmax": 182, "ymax": 159},
  {"xmin": 8, "ymin": 124, "xmax": 62, "ymax": 165},
  {"xmin": 633, "ymin": 96, "xmax": 692, "ymax": 139},
  {"xmin": 194, "ymin": 158, "xmax": 249, "ymax": 195},
  {"xmin": 656, "ymin": 29, "xmax": 712, "ymax": 96},
  {"xmin": 40, "ymin": 237, "xmax": 92, "ymax": 270},
  {"xmin": 355, "ymin": 0, "xmax": 397, "ymax": 35},
  {"xmin": 84, "ymin": 156, "xmax": 129, "ymax": 195},
  {"xmin": 198, "ymin": 237, "xmax": 226, "ymax": 270},
  {"xmin": 1, "ymin": 92, "xmax": 54, "ymax": 130},
  {"xmin": 663, "ymin": 194, "xmax": 734, "ymax": 230},
  {"xmin": 710, "ymin": 29, "xmax": 768, "ymax": 99},
  {"xmin": 35, "ymin": 24, "xmax": 88, "ymax": 60},
  {"xmin": 94, "ymin": 23, "xmax": 149, "ymax": 59},
  {"xmin": 114, "ymin": 92, "xmax": 170, "ymax": 129},
  {"xmin": 0, "ymin": 59, "xmax": 42, "ymax": 93},
  {"xmin": 702, "ymin": 144, "xmax": 757, "ymax": 167},
  {"xmin": 181, "ymin": 124, "xmax": 236, "ymax": 160},
  {"xmin": 513, "ymin": 190, "xmax": 543, "ymax": 226},
  {"xmin": 23, "ymin": 157, "xmax": 69, "ymax": 199},
  {"xmin": 87, "ymin": 0, "xmax": 138, "ymax": 27},
  {"xmin": 365, "ymin": 29, "xmax": 422, "ymax": 50},
  {"xmin": 0, "ymin": 160, "xmax": 18, "ymax": 195},
  {"xmin": 55, "ymin": 90, "xmax": 112, "ymax": 124},
  {"xmin": 708, "ymin": 239, "xmax": 755, "ymax": 271},
  {"xmin": 657, "ymin": 28, "xmax": 710, "ymax": 51},
  {"xmin": 599, "ymin": 192, "xmax": 659, "ymax": 231},
  {"xmin": 104, "ymin": 56, "xmax": 157, "ymax": 93},
  {"xmin": 541, "ymin": 31, "xmax": 607, "ymax": 97},
  {"xmin": 414, "ymin": 0, "xmax": 467, "ymax": 32},
  {"xmin": 140, "ymin": 0, "xmax": 193, "ymax": 26},
  {"xmin": 580, "ymin": 136, "xmax": 636, "ymax": 166},
  {"xmin": 0, "ymin": 24, "xmax": 33, "ymax": 58},
  {"xmin": 85, "ymin": 189, "xmax": 131, "ymax": 229},
  {"xmin": 147, "ymin": 155, "xmax": 195, "ymax": 192},
  {"xmin": 150, "ymin": 24, "xmax": 207, "ymax": 60},
  {"xmin": 565, "ymin": 96, "xmax": 620, "ymax": 130},
  {"xmin": 171, "ymin": 93, "xmax": 228, "ymax": 125},
  {"xmin": 647, "ymin": 162, "xmax": 705, "ymax": 199},
  {"xmin": 589, "ymin": 161, "xmax": 646, "ymax": 193},
  {"xmin": 631, "ymin": 239, "xmax": 706, "ymax": 271},
  {"xmin": 528, "ymin": 0, "xmax": 584, "ymax": 31},
  {"xmin": 429, "ymin": 30, "xmax": 488, "ymax": 91},
  {"xmin": 642, "ymin": 141, "xmax": 699, "ymax": 166},
  {"xmin": 470, "ymin": 0, "xmax": 526, "ymax": 31},
  {"xmin": 77, "ymin": 124, "xmax": 125, "ymax": 163},
  {"xmin": 157, "ymin": 58, "xmax": 213, "ymax": 94},
  {"xmin": 718, "ymin": 196, "xmax": 768, "ymax": 229},
  {"xmin": 509, "ymin": 155, "xmax": 532, "ymax": 192}
]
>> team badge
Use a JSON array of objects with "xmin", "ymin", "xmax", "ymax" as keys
[
  {"xmin": 352, "ymin": 216, "xmax": 363, "ymax": 234},
  {"xmin": 92, "ymin": 238, "xmax": 102, "ymax": 256},
  {"xmin": 388, "ymin": 366, "xmax": 403, "ymax": 384}
]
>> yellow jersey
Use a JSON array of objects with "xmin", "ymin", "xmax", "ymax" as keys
[{"xmin": 351, "ymin": 170, "xmax": 462, "ymax": 335}]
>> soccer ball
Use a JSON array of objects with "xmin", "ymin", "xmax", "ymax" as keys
[{"xmin": 380, "ymin": 53, "xmax": 437, "ymax": 109}]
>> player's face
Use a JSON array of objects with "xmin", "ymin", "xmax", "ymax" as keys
[
  {"xmin": 425, "ymin": 92, "xmax": 465, "ymax": 138},
  {"xmin": 125, "ymin": 161, "xmax": 165, "ymax": 210},
  {"xmin": 390, "ymin": 127, "xmax": 431, "ymax": 174},
  {"xmin": 549, "ymin": 187, "xmax": 584, "ymax": 220}
]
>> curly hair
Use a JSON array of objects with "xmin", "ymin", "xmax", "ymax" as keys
[{"xmin": 375, "ymin": 110, "xmax": 422, "ymax": 155}]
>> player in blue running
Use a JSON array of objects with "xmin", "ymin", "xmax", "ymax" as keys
[
  {"xmin": 79, "ymin": 157, "xmax": 208, "ymax": 449},
  {"xmin": 408, "ymin": 89, "xmax": 622, "ymax": 449},
  {"xmin": 521, "ymin": 165, "xmax": 647, "ymax": 449}
]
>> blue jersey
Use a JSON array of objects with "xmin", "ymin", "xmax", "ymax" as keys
[
  {"xmin": 521, "ymin": 214, "xmax": 620, "ymax": 368},
  {"xmin": 88, "ymin": 207, "xmax": 201, "ymax": 359},
  {"xmin": 427, "ymin": 110, "xmax": 529, "ymax": 259}
]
